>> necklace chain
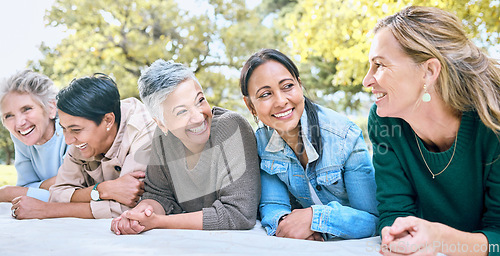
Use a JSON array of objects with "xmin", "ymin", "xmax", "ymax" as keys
[{"xmin": 414, "ymin": 132, "xmax": 458, "ymax": 179}]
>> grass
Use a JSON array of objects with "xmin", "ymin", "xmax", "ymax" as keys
[{"xmin": 0, "ymin": 165, "xmax": 17, "ymax": 186}]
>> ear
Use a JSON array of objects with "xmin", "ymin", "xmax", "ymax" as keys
[
  {"xmin": 243, "ymin": 96, "xmax": 257, "ymax": 116},
  {"xmin": 153, "ymin": 117, "xmax": 169, "ymax": 135},
  {"xmin": 47, "ymin": 100, "xmax": 57, "ymax": 119},
  {"xmin": 424, "ymin": 58, "xmax": 441, "ymax": 86},
  {"xmin": 102, "ymin": 112, "xmax": 115, "ymax": 130}
]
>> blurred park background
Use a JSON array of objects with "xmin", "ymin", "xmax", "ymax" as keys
[{"xmin": 0, "ymin": 0, "xmax": 499, "ymax": 184}]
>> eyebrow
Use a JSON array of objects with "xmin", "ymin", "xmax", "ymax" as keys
[
  {"xmin": 254, "ymin": 78, "xmax": 295, "ymax": 97},
  {"xmin": 59, "ymin": 123, "xmax": 81, "ymax": 129},
  {"xmin": 172, "ymin": 91, "xmax": 204, "ymax": 113},
  {"xmin": 370, "ymin": 56, "xmax": 385, "ymax": 62}
]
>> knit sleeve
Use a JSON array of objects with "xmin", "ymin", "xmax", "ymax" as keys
[
  {"xmin": 368, "ymin": 104, "xmax": 418, "ymax": 234},
  {"xmin": 478, "ymin": 144, "xmax": 500, "ymax": 255},
  {"xmin": 141, "ymin": 129, "xmax": 183, "ymax": 215},
  {"xmin": 202, "ymin": 111, "xmax": 260, "ymax": 230}
]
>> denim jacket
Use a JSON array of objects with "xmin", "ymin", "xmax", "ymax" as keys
[{"xmin": 256, "ymin": 104, "xmax": 378, "ymax": 239}]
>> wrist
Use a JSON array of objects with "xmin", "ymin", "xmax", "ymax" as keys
[
  {"xmin": 95, "ymin": 181, "xmax": 110, "ymax": 200},
  {"xmin": 278, "ymin": 214, "xmax": 288, "ymax": 224}
]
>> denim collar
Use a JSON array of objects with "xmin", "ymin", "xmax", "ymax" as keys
[{"xmin": 264, "ymin": 113, "xmax": 319, "ymax": 164}]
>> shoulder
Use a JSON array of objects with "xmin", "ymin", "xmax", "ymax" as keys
[
  {"xmin": 314, "ymin": 104, "xmax": 360, "ymax": 138},
  {"xmin": 120, "ymin": 97, "xmax": 156, "ymax": 134},
  {"xmin": 212, "ymin": 107, "xmax": 253, "ymax": 133}
]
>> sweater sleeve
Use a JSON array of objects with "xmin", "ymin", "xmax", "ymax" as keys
[
  {"xmin": 201, "ymin": 113, "xmax": 261, "ymax": 230},
  {"xmin": 141, "ymin": 130, "xmax": 184, "ymax": 215},
  {"xmin": 478, "ymin": 145, "xmax": 500, "ymax": 255},
  {"xmin": 368, "ymin": 104, "xmax": 418, "ymax": 234}
]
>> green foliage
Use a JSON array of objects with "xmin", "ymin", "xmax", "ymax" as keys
[
  {"xmin": 29, "ymin": 0, "xmax": 285, "ymax": 112},
  {"xmin": 0, "ymin": 165, "xmax": 17, "ymax": 186},
  {"xmin": 0, "ymin": 126, "xmax": 14, "ymax": 165},
  {"xmin": 281, "ymin": 0, "xmax": 500, "ymax": 97}
]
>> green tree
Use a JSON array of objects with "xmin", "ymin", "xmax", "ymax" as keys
[
  {"xmin": 30, "ymin": 0, "xmax": 285, "ymax": 112},
  {"xmin": 0, "ymin": 126, "xmax": 14, "ymax": 165},
  {"xmin": 280, "ymin": 0, "xmax": 499, "ymax": 110}
]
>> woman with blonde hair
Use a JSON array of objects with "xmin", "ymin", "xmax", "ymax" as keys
[{"xmin": 364, "ymin": 6, "xmax": 500, "ymax": 255}]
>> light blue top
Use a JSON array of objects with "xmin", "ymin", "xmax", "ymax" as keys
[
  {"xmin": 12, "ymin": 118, "xmax": 68, "ymax": 202},
  {"xmin": 256, "ymin": 104, "xmax": 378, "ymax": 239}
]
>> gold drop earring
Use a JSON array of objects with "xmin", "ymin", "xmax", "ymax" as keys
[{"xmin": 422, "ymin": 84, "xmax": 431, "ymax": 102}]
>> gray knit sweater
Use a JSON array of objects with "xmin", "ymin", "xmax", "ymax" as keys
[{"xmin": 141, "ymin": 107, "xmax": 261, "ymax": 230}]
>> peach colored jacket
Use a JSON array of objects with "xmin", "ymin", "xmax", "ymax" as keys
[{"xmin": 49, "ymin": 98, "xmax": 156, "ymax": 218}]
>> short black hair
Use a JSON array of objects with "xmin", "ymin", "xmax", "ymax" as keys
[{"xmin": 57, "ymin": 73, "xmax": 121, "ymax": 125}]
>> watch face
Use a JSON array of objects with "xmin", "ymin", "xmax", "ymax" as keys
[{"xmin": 91, "ymin": 189, "xmax": 100, "ymax": 201}]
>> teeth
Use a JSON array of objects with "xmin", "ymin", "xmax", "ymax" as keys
[
  {"xmin": 188, "ymin": 121, "xmax": 206, "ymax": 134},
  {"xmin": 75, "ymin": 143, "xmax": 88, "ymax": 149},
  {"xmin": 274, "ymin": 109, "xmax": 293, "ymax": 118},
  {"xmin": 374, "ymin": 93, "xmax": 386, "ymax": 99},
  {"xmin": 19, "ymin": 126, "xmax": 35, "ymax": 135}
]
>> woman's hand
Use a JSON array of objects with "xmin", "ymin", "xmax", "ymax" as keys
[
  {"xmin": 11, "ymin": 196, "xmax": 48, "ymax": 219},
  {"xmin": 111, "ymin": 201, "xmax": 156, "ymax": 235},
  {"xmin": 276, "ymin": 207, "xmax": 315, "ymax": 240},
  {"xmin": 100, "ymin": 171, "xmax": 145, "ymax": 207},
  {"xmin": 380, "ymin": 216, "xmax": 441, "ymax": 256}
]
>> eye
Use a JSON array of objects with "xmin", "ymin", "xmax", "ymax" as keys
[
  {"xmin": 258, "ymin": 92, "xmax": 271, "ymax": 99},
  {"xmin": 3, "ymin": 114, "xmax": 13, "ymax": 119},
  {"xmin": 22, "ymin": 106, "xmax": 33, "ymax": 112},
  {"xmin": 71, "ymin": 129, "xmax": 82, "ymax": 134},
  {"xmin": 176, "ymin": 109, "xmax": 188, "ymax": 116},
  {"xmin": 197, "ymin": 96, "xmax": 205, "ymax": 105},
  {"xmin": 283, "ymin": 83, "xmax": 294, "ymax": 90}
]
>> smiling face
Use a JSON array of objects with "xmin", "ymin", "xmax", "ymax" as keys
[
  {"xmin": 245, "ymin": 60, "xmax": 304, "ymax": 137},
  {"xmin": 363, "ymin": 28, "xmax": 426, "ymax": 118},
  {"xmin": 156, "ymin": 79, "xmax": 212, "ymax": 154},
  {"xmin": 1, "ymin": 92, "xmax": 56, "ymax": 146},
  {"xmin": 59, "ymin": 110, "xmax": 115, "ymax": 158}
]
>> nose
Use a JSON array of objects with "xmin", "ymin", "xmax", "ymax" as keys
[
  {"xmin": 363, "ymin": 67, "xmax": 374, "ymax": 88},
  {"xmin": 274, "ymin": 91, "xmax": 288, "ymax": 107},
  {"xmin": 190, "ymin": 107, "xmax": 205, "ymax": 124},
  {"xmin": 63, "ymin": 131, "xmax": 76, "ymax": 145},
  {"xmin": 15, "ymin": 115, "xmax": 27, "ymax": 127}
]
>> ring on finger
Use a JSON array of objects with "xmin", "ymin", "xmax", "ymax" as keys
[{"xmin": 11, "ymin": 208, "xmax": 17, "ymax": 218}]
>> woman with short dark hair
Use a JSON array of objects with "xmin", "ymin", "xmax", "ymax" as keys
[{"xmin": 10, "ymin": 74, "xmax": 156, "ymax": 219}]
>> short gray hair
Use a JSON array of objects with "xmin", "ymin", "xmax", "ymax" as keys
[
  {"xmin": 138, "ymin": 59, "xmax": 200, "ymax": 124},
  {"xmin": 0, "ymin": 70, "xmax": 58, "ymax": 114}
]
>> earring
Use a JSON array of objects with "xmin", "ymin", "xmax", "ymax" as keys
[
  {"xmin": 422, "ymin": 84, "xmax": 431, "ymax": 102},
  {"xmin": 106, "ymin": 127, "xmax": 110, "ymax": 131}
]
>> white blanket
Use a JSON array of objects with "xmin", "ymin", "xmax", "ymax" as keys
[{"xmin": 0, "ymin": 202, "xmax": 382, "ymax": 255}]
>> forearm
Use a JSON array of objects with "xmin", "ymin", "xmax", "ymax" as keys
[
  {"xmin": 436, "ymin": 223, "xmax": 488, "ymax": 256},
  {"xmin": 311, "ymin": 202, "xmax": 377, "ymax": 238},
  {"xmin": 155, "ymin": 211, "xmax": 203, "ymax": 230},
  {"xmin": 39, "ymin": 176, "xmax": 57, "ymax": 190},
  {"xmin": 0, "ymin": 186, "xmax": 28, "ymax": 202},
  {"xmin": 70, "ymin": 186, "xmax": 93, "ymax": 202}
]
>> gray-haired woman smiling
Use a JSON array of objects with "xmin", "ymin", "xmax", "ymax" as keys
[{"xmin": 111, "ymin": 59, "xmax": 260, "ymax": 234}]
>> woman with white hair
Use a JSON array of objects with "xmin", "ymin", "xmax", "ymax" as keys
[
  {"xmin": 0, "ymin": 70, "xmax": 67, "ymax": 204},
  {"xmin": 111, "ymin": 59, "xmax": 260, "ymax": 234}
]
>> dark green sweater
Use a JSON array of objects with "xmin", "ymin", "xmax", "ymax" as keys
[{"xmin": 368, "ymin": 104, "xmax": 500, "ymax": 255}]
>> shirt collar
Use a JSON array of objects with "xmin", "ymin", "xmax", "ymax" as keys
[{"xmin": 264, "ymin": 112, "xmax": 319, "ymax": 163}]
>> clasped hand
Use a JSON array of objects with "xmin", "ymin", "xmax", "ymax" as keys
[
  {"xmin": 276, "ymin": 207, "xmax": 323, "ymax": 241},
  {"xmin": 380, "ymin": 216, "xmax": 441, "ymax": 256},
  {"xmin": 111, "ymin": 201, "xmax": 156, "ymax": 235}
]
